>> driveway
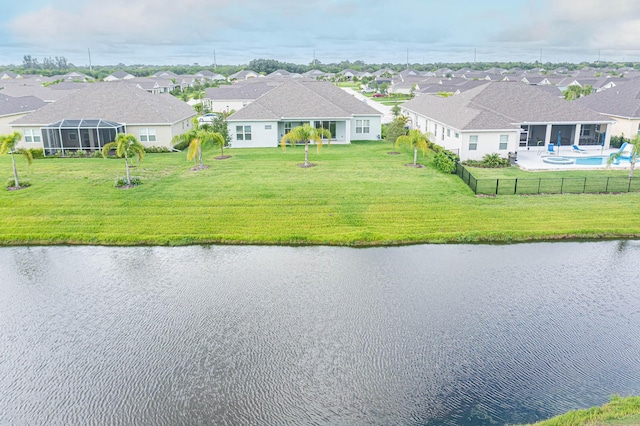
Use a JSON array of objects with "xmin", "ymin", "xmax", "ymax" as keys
[{"xmin": 341, "ymin": 88, "xmax": 394, "ymax": 124}]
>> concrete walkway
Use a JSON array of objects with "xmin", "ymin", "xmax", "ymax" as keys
[{"xmin": 340, "ymin": 88, "xmax": 394, "ymax": 123}]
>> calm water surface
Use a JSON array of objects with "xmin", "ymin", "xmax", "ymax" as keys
[{"xmin": 1, "ymin": 242, "xmax": 640, "ymax": 425}]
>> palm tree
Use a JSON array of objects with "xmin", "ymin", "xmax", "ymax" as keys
[
  {"xmin": 395, "ymin": 129, "xmax": 431, "ymax": 167},
  {"xmin": 608, "ymin": 135, "xmax": 640, "ymax": 179},
  {"xmin": 101, "ymin": 133, "xmax": 145, "ymax": 186},
  {"xmin": 0, "ymin": 131, "xmax": 32, "ymax": 188},
  {"xmin": 280, "ymin": 123, "xmax": 331, "ymax": 168},
  {"xmin": 173, "ymin": 121, "xmax": 225, "ymax": 168}
]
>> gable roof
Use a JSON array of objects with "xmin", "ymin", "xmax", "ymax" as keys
[
  {"xmin": 573, "ymin": 78, "xmax": 640, "ymax": 118},
  {"xmin": 205, "ymin": 80, "xmax": 283, "ymax": 101},
  {"xmin": 10, "ymin": 82, "xmax": 195, "ymax": 126},
  {"xmin": 228, "ymin": 80, "xmax": 381, "ymax": 121},
  {"xmin": 402, "ymin": 81, "xmax": 608, "ymax": 131}
]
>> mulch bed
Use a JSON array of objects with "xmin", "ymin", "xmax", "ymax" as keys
[
  {"xmin": 215, "ymin": 155, "xmax": 232, "ymax": 160},
  {"xmin": 387, "ymin": 152, "xmax": 401, "ymax": 155},
  {"xmin": 404, "ymin": 163, "xmax": 425, "ymax": 168},
  {"xmin": 298, "ymin": 163, "xmax": 317, "ymax": 168},
  {"xmin": 6, "ymin": 185, "xmax": 28, "ymax": 191},
  {"xmin": 116, "ymin": 184, "xmax": 139, "ymax": 190}
]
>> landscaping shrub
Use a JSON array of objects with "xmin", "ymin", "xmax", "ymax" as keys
[
  {"xmin": 433, "ymin": 151, "xmax": 457, "ymax": 173},
  {"xmin": 173, "ymin": 139, "xmax": 189, "ymax": 151},
  {"xmin": 463, "ymin": 153, "xmax": 510, "ymax": 168},
  {"xmin": 6, "ymin": 177, "xmax": 31, "ymax": 188},
  {"xmin": 90, "ymin": 151, "xmax": 103, "ymax": 158},
  {"xmin": 610, "ymin": 135, "xmax": 629, "ymax": 149},
  {"xmin": 114, "ymin": 176, "xmax": 143, "ymax": 187},
  {"xmin": 18, "ymin": 148, "xmax": 44, "ymax": 159},
  {"xmin": 144, "ymin": 146, "xmax": 171, "ymax": 153}
]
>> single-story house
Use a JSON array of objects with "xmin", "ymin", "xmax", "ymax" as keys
[
  {"xmin": 10, "ymin": 82, "xmax": 195, "ymax": 155},
  {"xmin": 103, "ymin": 70, "xmax": 135, "ymax": 82},
  {"xmin": 0, "ymin": 94, "xmax": 46, "ymax": 135},
  {"xmin": 227, "ymin": 80, "xmax": 382, "ymax": 148},
  {"xmin": 228, "ymin": 70, "xmax": 261, "ymax": 81},
  {"xmin": 401, "ymin": 81, "xmax": 613, "ymax": 161},
  {"xmin": 574, "ymin": 79, "xmax": 640, "ymax": 138},
  {"xmin": 203, "ymin": 80, "xmax": 283, "ymax": 113}
]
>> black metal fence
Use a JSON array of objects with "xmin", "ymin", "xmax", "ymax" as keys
[{"xmin": 455, "ymin": 163, "xmax": 640, "ymax": 195}]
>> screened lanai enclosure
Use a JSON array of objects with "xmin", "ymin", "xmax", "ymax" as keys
[{"xmin": 42, "ymin": 119, "xmax": 126, "ymax": 156}]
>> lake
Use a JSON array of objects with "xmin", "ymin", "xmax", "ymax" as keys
[{"xmin": 1, "ymin": 242, "xmax": 639, "ymax": 425}]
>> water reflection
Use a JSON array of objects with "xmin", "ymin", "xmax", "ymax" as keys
[{"xmin": 1, "ymin": 242, "xmax": 639, "ymax": 425}]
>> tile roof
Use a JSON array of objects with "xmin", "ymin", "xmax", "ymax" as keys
[
  {"xmin": 10, "ymin": 82, "xmax": 195, "ymax": 126},
  {"xmin": 228, "ymin": 80, "xmax": 381, "ymax": 121}
]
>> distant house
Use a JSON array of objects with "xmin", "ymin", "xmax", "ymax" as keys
[
  {"xmin": 401, "ymin": 82, "xmax": 613, "ymax": 161},
  {"xmin": 103, "ymin": 70, "xmax": 135, "ymax": 82},
  {"xmin": 228, "ymin": 70, "xmax": 261, "ymax": 81},
  {"xmin": 10, "ymin": 82, "xmax": 195, "ymax": 155},
  {"xmin": 302, "ymin": 69, "xmax": 327, "ymax": 79},
  {"xmin": 0, "ymin": 94, "xmax": 46, "ymax": 135},
  {"xmin": 194, "ymin": 70, "xmax": 227, "ymax": 81},
  {"xmin": 203, "ymin": 80, "xmax": 283, "ymax": 113},
  {"xmin": 0, "ymin": 71, "xmax": 22, "ymax": 80},
  {"xmin": 226, "ymin": 80, "xmax": 382, "ymax": 148},
  {"xmin": 574, "ymin": 79, "xmax": 640, "ymax": 138}
]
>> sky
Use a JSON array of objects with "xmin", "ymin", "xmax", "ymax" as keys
[{"xmin": 2, "ymin": 0, "xmax": 640, "ymax": 66}]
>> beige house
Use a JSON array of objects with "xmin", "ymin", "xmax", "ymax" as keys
[
  {"xmin": 0, "ymin": 94, "xmax": 46, "ymax": 135},
  {"xmin": 10, "ymin": 82, "xmax": 195, "ymax": 155}
]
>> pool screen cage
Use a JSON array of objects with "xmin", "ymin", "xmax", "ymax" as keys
[{"xmin": 41, "ymin": 119, "xmax": 126, "ymax": 156}]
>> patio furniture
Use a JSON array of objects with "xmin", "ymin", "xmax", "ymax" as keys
[
  {"xmin": 547, "ymin": 143, "xmax": 556, "ymax": 154},
  {"xmin": 572, "ymin": 145, "xmax": 587, "ymax": 153}
]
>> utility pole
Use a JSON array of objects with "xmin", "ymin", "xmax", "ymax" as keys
[
  {"xmin": 539, "ymin": 48, "xmax": 542, "ymax": 63},
  {"xmin": 597, "ymin": 49, "xmax": 601, "ymax": 64},
  {"xmin": 313, "ymin": 49, "xmax": 316, "ymax": 67},
  {"xmin": 88, "ymin": 48, "xmax": 92, "ymax": 72},
  {"xmin": 213, "ymin": 50, "xmax": 217, "ymax": 70},
  {"xmin": 406, "ymin": 48, "xmax": 409, "ymax": 69},
  {"xmin": 474, "ymin": 48, "xmax": 477, "ymax": 63}
]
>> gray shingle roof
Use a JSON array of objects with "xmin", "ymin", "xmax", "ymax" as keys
[
  {"xmin": 10, "ymin": 82, "xmax": 195, "ymax": 126},
  {"xmin": 402, "ymin": 81, "xmax": 608, "ymax": 131},
  {"xmin": 205, "ymin": 81, "xmax": 283, "ymax": 101},
  {"xmin": 0, "ymin": 94, "xmax": 46, "ymax": 117},
  {"xmin": 574, "ymin": 79, "xmax": 640, "ymax": 118},
  {"xmin": 228, "ymin": 80, "xmax": 382, "ymax": 121}
]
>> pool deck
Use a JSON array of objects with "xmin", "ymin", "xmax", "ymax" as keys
[{"xmin": 515, "ymin": 146, "xmax": 633, "ymax": 171}]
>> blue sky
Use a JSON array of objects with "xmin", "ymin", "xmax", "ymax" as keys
[{"xmin": 1, "ymin": 0, "xmax": 640, "ymax": 66}]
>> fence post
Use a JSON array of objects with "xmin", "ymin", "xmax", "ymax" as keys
[
  {"xmin": 560, "ymin": 178, "xmax": 564, "ymax": 194},
  {"xmin": 495, "ymin": 179, "xmax": 499, "ymax": 195},
  {"xmin": 583, "ymin": 177, "xmax": 587, "ymax": 193},
  {"xmin": 514, "ymin": 178, "xmax": 518, "ymax": 195},
  {"xmin": 605, "ymin": 177, "xmax": 610, "ymax": 193}
]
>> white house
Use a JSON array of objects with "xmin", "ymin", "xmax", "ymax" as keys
[
  {"xmin": 401, "ymin": 82, "xmax": 613, "ymax": 161},
  {"xmin": 227, "ymin": 80, "xmax": 382, "ymax": 148}
]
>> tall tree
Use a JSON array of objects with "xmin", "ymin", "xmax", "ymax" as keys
[
  {"xmin": 280, "ymin": 123, "xmax": 331, "ymax": 167},
  {"xmin": 101, "ymin": 133, "xmax": 145, "ymax": 186},
  {"xmin": 395, "ymin": 129, "xmax": 431, "ymax": 167},
  {"xmin": 0, "ymin": 131, "xmax": 32, "ymax": 188}
]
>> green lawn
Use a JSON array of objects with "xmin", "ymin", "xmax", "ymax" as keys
[
  {"xmin": 1, "ymin": 141, "xmax": 640, "ymax": 246},
  {"xmin": 335, "ymin": 82, "xmax": 360, "ymax": 88},
  {"xmin": 522, "ymin": 396, "xmax": 640, "ymax": 426}
]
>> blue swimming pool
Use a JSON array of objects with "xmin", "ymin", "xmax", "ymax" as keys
[{"xmin": 575, "ymin": 156, "xmax": 606, "ymax": 165}]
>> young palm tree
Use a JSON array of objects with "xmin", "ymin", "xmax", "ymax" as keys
[
  {"xmin": 395, "ymin": 129, "xmax": 431, "ymax": 167},
  {"xmin": 173, "ymin": 121, "xmax": 225, "ymax": 168},
  {"xmin": 101, "ymin": 133, "xmax": 145, "ymax": 186},
  {"xmin": 608, "ymin": 135, "xmax": 640, "ymax": 179},
  {"xmin": 0, "ymin": 131, "xmax": 33, "ymax": 188},
  {"xmin": 280, "ymin": 123, "xmax": 331, "ymax": 167}
]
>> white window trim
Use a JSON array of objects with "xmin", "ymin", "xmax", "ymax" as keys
[
  {"xmin": 140, "ymin": 128, "xmax": 157, "ymax": 142},
  {"xmin": 356, "ymin": 119, "xmax": 370, "ymax": 134}
]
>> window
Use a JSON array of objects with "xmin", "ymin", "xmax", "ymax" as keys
[
  {"xmin": 140, "ymin": 128, "xmax": 156, "ymax": 142},
  {"xmin": 284, "ymin": 122, "xmax": 292, "ymax": 134},
  {"xmin": 499, "ymin": 135, "xmax": 508, "ymax": 150},
  {"xmin": 434, "ymin": 124, "xmax": 437, "ymax": 136},
  {"xmin": 236, "ymin": 125, "xmax": 252, "ymax": 141},
  {"xmin": 447, "ymin": 128, "xmax": 451, "ymax": 137},
  {"xmin": 265, "ymin": 125, "xmax": 272, "ymax": 130},
  {"xmin": 455, "ymin": 132, "xmax": 459, "ymax": 139},
  {"xmin": 580, "ymin": 126, "xmax": 592, "ymax": 137},
  {"xmin": 315, "ymin": 121, "xmax": 336, "ymax": 139},
  {"xmin": 23, "ymin": 129, "xmax": 41, "ymax": 143},
  {"xmin": 356, "ymin": 119, "xmax": 370, "ymax": 134},
  {"xmin": 469, "ymin": 135, "xmax": 478, "ymax": 150}
]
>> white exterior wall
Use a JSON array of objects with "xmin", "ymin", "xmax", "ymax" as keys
[
  {"xmin": 209, "ymin": 100, "xmax": 250, "ymax": 114},
  {"xmin": 12, "ymin": 126, "xmax": 45, "ymax": 150},
  {"xmin": 350, "ymin": 115, "xmax": 382, "ymax": 141},
  {"xmin": 229, "ymin": 121, "xmax": 279, "ymax": 148},
  {"xmin": 459, "ymin": 130, "xmax": 520, "ymax": 161},
  {"xmin": 2, "ymin": 113, "xmax": 30, "ymax": 139}
]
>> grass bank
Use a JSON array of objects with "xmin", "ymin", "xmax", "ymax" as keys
[
  {"xmin": 522, "ymin": 395, "xmax": 640, "ymax": 426},
  {"xmin": 1, "ymin": 141, "xmax": 640, "ymax": 246}
]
